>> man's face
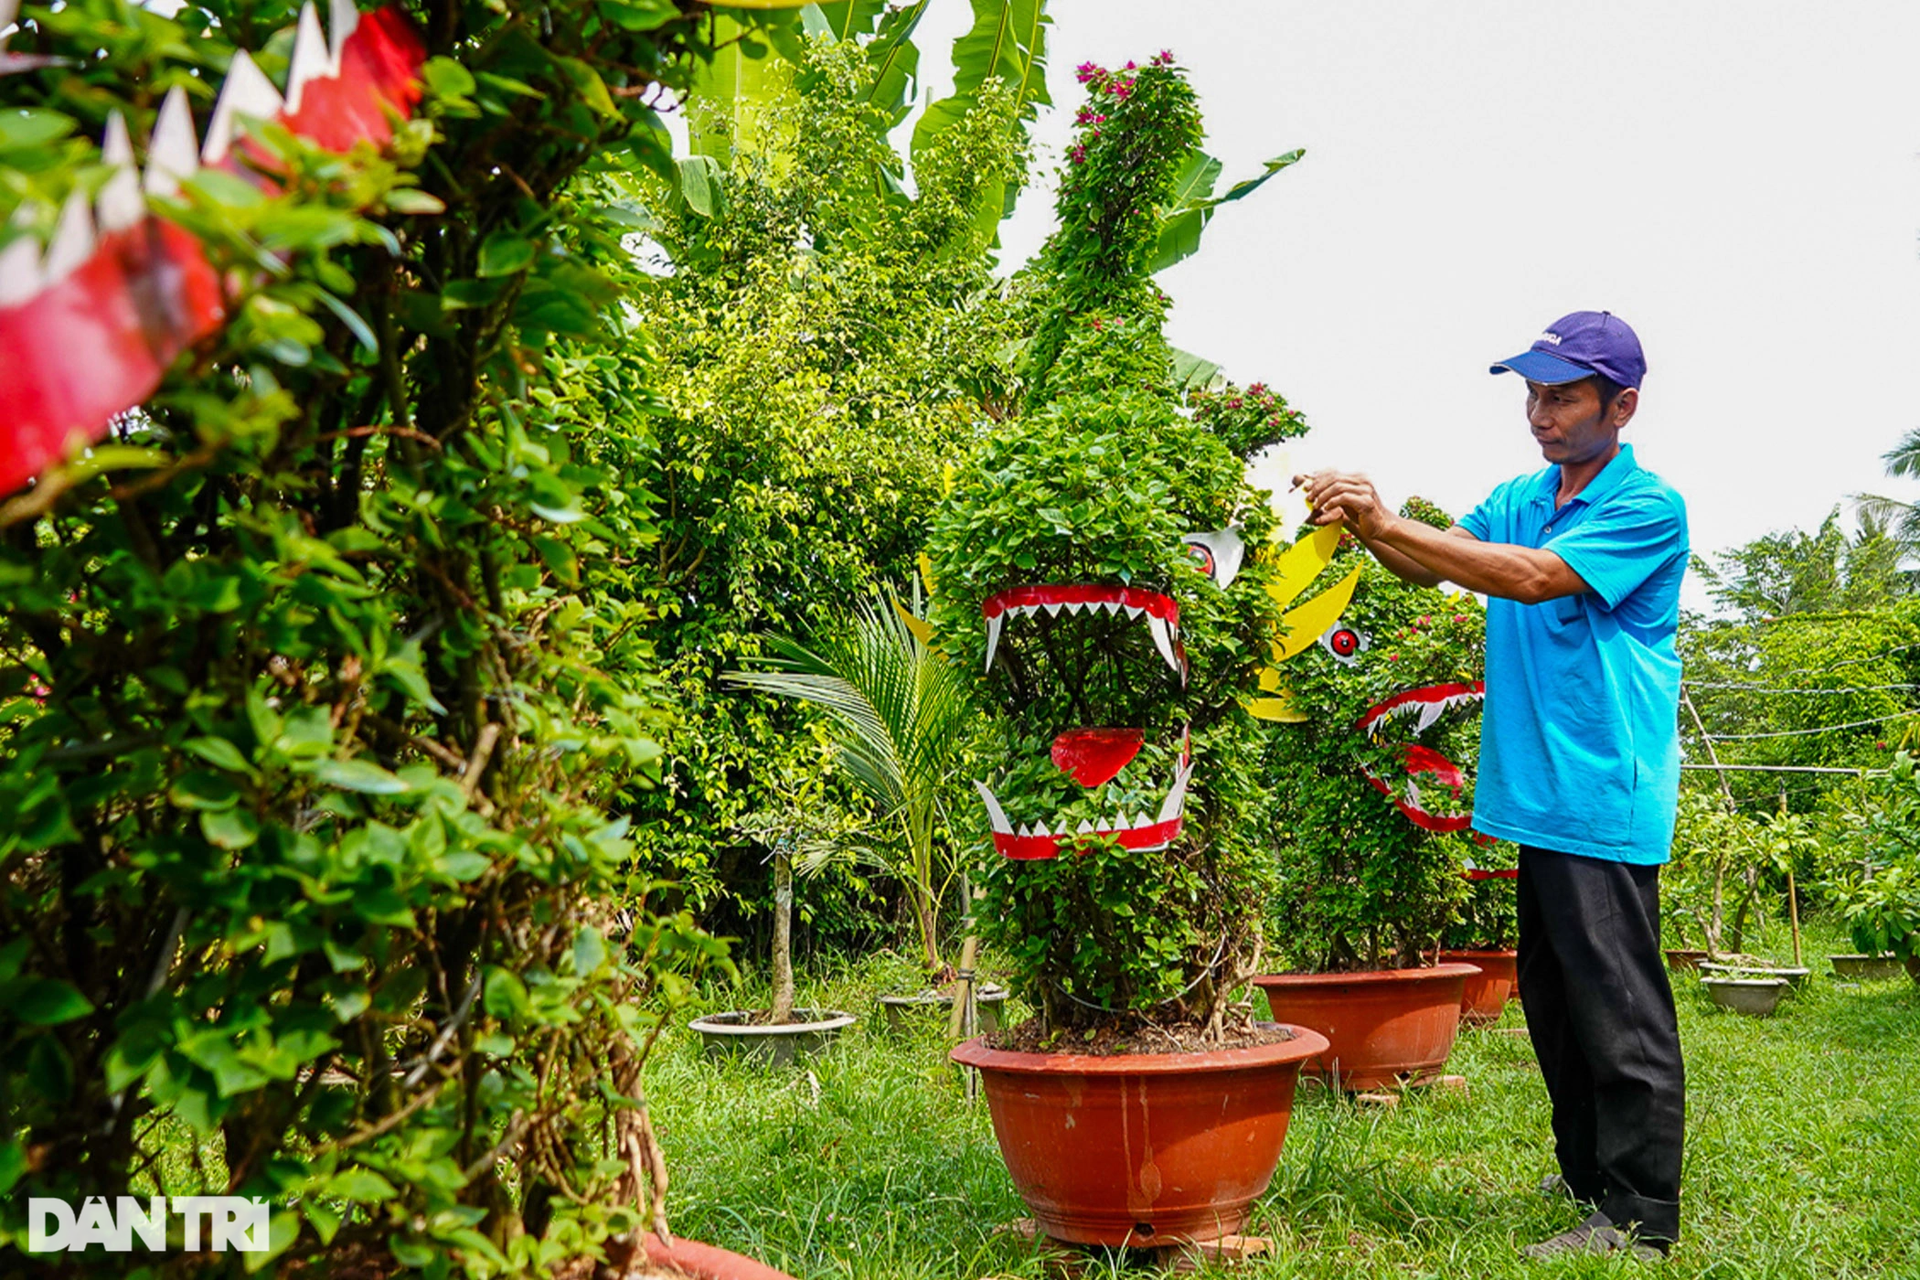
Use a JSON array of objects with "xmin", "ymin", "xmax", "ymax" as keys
[{"xmin": 1525, "ymin": 378, "xmax": 1631, "ymax": 466}]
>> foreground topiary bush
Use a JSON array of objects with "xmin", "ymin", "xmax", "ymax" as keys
[{"xmin": 0, "ymin": 0, "xmax": 735, "ymax": 1270}]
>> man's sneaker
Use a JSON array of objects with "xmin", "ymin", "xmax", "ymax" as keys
[{"xmin": 1523, "ymin": 1210, "xmax": 1667, "ymax": 1262}]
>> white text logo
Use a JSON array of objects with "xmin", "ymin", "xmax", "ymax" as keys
[
  {"xmin": 1538, "ymin": 331, "xmax": 1563, "ymax": 345},
  {"xmin": 28, "ymin": 1197, "xmax": 269, "ymax": 1254}
]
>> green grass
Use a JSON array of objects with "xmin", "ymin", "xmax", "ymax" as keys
[{"xmin": 649, "ymin": 920, "xmax": 1920, "ymax": 1279}]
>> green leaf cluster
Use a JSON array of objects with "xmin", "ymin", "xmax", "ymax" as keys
[{"xmin": 0, "ymin": 0, "xmax": 733, "ymax": 1270}]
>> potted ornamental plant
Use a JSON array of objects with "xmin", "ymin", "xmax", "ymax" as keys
[
  {"xmin": 1254, "ymin": 517, "xmax": 1490, "ymax": 1090},
  {"xmin": 684, "ymin": 767, "xmax": 860, "ymax": 1063},
  {"xmin": 1830, "ymin": 751, "xmax": 1920, "ymax": 987},
  {"xmin": 1440, "ymin": 841, "xmax": 1520, "ymax": 1025},
  {"xmin": 926, "ymin": 55, "xmax": 1329, "ymax": 1250}
]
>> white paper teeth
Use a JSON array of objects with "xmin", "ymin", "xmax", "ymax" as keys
[
  {"xmin": 96, "ymin": 113, "xmax": 147, "ymax": 234},
  {"xmin": 1146, "ymin": 614, "xmax": 1179, "ymax": 673},
  {"xmin": 984, "ymin": 613, "xmax": 1003, "ymax": 673},
  {"xmin": 974, "ymin": 782, "xmax": 1013, "ymax": 835},
  {"xmin": 1124, "ymin": 604, "xmax": 1143, "ymax": 620},
  {"xmin": 1406, "ymin": 781, "xmax": 1423, "ymax": 810},
  {"xmin": 1156, "ymin": 761, "xmax": 1193, "ymax": 824},
  {"xmin": 144, "ymin": 87, "xmax": 201, "ymax": 199},
  {"xmin": 329, "ymin": 0, "xmax": 361, "ymax": 66},
  {"xmin": 0, "ymin": 231, "xmax": 43, "ymax": 307},
  {"xmin": 42, "ymin": 190, "xmax": 96, "ymax": 283},
  {"xmin": 284, "ymin": 2, "xmax": 332, "ymax": 115},
  {"xmin": 202, "ymin": 48, "xmax": 286, "ymax": 164},
  {"xmin": 1415, "ymin": 700, "xmax": 1445, "ymax": 735}
]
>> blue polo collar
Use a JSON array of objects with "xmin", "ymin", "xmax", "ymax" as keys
[{"xmin": 1534, "ymin": 442, "xmax": 1639, "ymax": 511}]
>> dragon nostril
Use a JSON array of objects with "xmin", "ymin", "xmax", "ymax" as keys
[{"xmin": 1051, "ymin": 728, "xmax": 1145, "ymax": 787}]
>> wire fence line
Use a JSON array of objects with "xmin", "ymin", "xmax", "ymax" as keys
[
  {"xmin": 1686, "ymin": 710, "xmax": 1916, "ymax": 742},
  {"xmin": 1682, "ymin": 681, "xmax": 1920, "ymax": 695}
]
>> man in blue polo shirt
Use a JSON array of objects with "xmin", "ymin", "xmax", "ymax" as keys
[{"xmin": 1297, "ymin": 311, "xmax": 1687, "ymax": 1261}]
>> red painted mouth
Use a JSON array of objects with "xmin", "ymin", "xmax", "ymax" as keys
[
  {"xmin": 974, "ymin": 757, "xmax": 1193, "ymax": 860},
  {"xmin": 1355, "ymin": 681, "xmax": 1485, "ymax": 833},
  {"xmin": 982, "ymin": 584, "xmax": 1181, "ymax": 675}
]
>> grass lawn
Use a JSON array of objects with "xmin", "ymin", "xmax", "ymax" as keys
[{"xmin": 648, "ymin": 919, "xmax": 1920, "ymax": 1280}]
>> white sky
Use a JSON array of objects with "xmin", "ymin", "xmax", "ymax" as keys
[{"xmin": 902, "ymin": 0, "xmax": 1920, "ymax": 610}]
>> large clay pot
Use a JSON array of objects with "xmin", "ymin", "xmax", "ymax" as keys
[
  {"xmin": 1252, "ymin": 964, "xmax": 1476, "ymax": 1091},
  {"xmin": 950, "ymin": 1025, "xmax": 1329, "ymax": 1247},
  {"xmin": 639, "ymin": 1234, "xmax": 797, "ymax": 1279},
  {"xmin": 1440, "ymin": 949, "xmax": 1517, "ymax": 1025}
]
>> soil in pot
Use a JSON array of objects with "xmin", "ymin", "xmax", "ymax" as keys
[
  {"xmin": 951, "ymin": 1020, "xmax": 1329, "ymax": 1247},
  {"xmin": 1440, "ymin": 949, "xmax": 1517, "ymax": 1025},
  {"xmin": 1252, "ymin": 963, "xmax": 1477, "ymax": 1092},
  {"xmin": 1701, "ymin": 977, "xmax": 1789, "ymax": 1017},
  {"xmin": 878, "ymin": 984, "xmax": 1009, "ymax": 1034},
  {"xmin": 1665, "ymin": 948, "xmax": 1709, "ymax": 973},
  {"xmin": 1828, "ymin": 953, "xmax": 1907, "ymax": 982},
  {"xmin": 688, "ymin": 1009, "xmax": 856, "ymax": 1066}
]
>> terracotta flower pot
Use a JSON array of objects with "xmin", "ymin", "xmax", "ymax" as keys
[
  {"xmin": 639, "ymin": 1234, "xmax": 797, "ymax": 1280},
  {"xmin": 1439, "ymin": 949, "xmax": 1517, "ymax": 1025},
  {"xmin": 1252, "ymin": 964, "xmax": 1476, "ymax": 1092},
  {"xmin": 950, "ymin": 1025, "xmax": 1329, "ymax": 1247}
]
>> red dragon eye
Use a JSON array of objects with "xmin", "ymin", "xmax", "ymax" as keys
[
  {"xmin": 1186, "ymin": 543, "xmax": 1215, "ymax": 576},
  {"xmin": 1318, "ymin": 622, "xmax": 1367, "ymax": 665}
]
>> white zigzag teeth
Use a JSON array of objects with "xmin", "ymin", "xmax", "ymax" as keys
[
  {"xmin": 0, "ymin": 231, "xmax": 42, "ymax": 308},
  {"xmin": 329, "ymin": 0, "xmax": 362, "ymax": 69},
  {"xmin": 975, "ymin": 778, "xmax": 1184, "ymax": 842},
  {"xmin": 202, "ymin": 48, "xmax": 286, "ymax": 164},
  {"xmin": 145, "ymin": 88, "xmax": 201, "ymax": 199},
  {"xmin": 984, "ymin": 613, "xmax": 1003, "ymax": 673},
  {"xmin": 43, "ymin": 190, "xmax": 96, "ymax": 283},
  {"xmin": 285, "ymin": 1, "xmax": 331, "ymax": 115},
  {"xmin": 1416, "ymin": 700, "xmax": 1445, "ymax": 734},
  {"xmin": 1156, "ymin": 760, "xmax": 1192, "ymax": 824},
  {"xmin": 974, "ymin": 781, "xmax": 1013, "ymax": 835},
  {"xmin": 97, "ymin": 113, "xmax": 146, "ymax": 234},
  {"xmin": 1146, "ymin": 614, "xmax": 1179, "ymax": 673}
]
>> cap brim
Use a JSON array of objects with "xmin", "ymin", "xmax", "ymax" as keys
[{"xmin": 1489, "ymin": 349, "xmax": 1593, "ymax": 384}]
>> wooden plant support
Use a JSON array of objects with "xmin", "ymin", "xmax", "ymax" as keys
[{"xmin": 1000, "ymin": 1218, "xmax": 1274, "ymax": 1275}]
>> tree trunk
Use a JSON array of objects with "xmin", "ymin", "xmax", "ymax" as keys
[{"xmin": 770, "ymin": 850, "xmax": 793, "ymax": 1025}]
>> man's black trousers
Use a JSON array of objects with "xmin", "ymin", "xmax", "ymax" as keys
[{"xmin": 1516, "ymin": 845, "xmax": 1685, "ymax": 1243}]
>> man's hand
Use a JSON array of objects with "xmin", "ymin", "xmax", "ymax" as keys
[{"xmin": 1293, "ymin": 470, "xmax": 1395, "ymax": 542}]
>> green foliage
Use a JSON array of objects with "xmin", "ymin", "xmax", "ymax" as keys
[
  {"xmin": 618, "ymin": 37, "xmax": 1028, "ymax": 926},
  {"xmin": 1263, "ymin": 517, "xmax": 1489, "ymax": 972},
  {"xmin": 926, "ymin": 56, "xmax": 1290, "ymax": 1034},
  {"xmin": 0, "ymin": 0, "xmax": 736, "ymax": 1270},
  {"xmin": 1828, "ymin": 752, "xmax": 1920, "ymax": 959},
  {"xmin": 1680, "ymin": 598, "xmax": 1920, "ymax": 811},
  {"xmin": 726, "ymin": 600, "xmax": 977, "ymax": 975}
]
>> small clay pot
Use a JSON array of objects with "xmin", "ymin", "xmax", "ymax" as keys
[
  {"xmin": 1701, "ymin": 976, "xmax": 1788, "ymax": 1016},
  {"xmin": 1828, "ymin": 953, "xmax": 1907, "ymax": 982},
  {"xmin": 877, "ymin": 984, "xmax": 1009, "ymax": 1034},
  {"xmin": 688, "ymin": 1009, "xmax": 856, "ymax": 1065}
]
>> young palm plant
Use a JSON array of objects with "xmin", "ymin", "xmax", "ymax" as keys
[{"xmin": 728, "ymin": 598, "xmax": 977, "ymax": 980}]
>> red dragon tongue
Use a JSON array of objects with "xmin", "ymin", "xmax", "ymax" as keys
[{"xmin": 1051, "ymin": 728, "xmax": 1144, "ymax": 788}]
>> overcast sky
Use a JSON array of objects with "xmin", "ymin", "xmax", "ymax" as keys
[{"xmin": 902, "ymin": 0, "xmax": 1920, "ymax": 609}]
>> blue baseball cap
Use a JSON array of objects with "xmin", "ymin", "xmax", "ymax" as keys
[{"xmin": 1490, "ymin": 310, "xmax": 1646, "ymax": 389}]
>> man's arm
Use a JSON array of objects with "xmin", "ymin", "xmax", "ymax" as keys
[{"xmin": 1296, "ymin": 470, "xmax": 1591, "ymax": 604}]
